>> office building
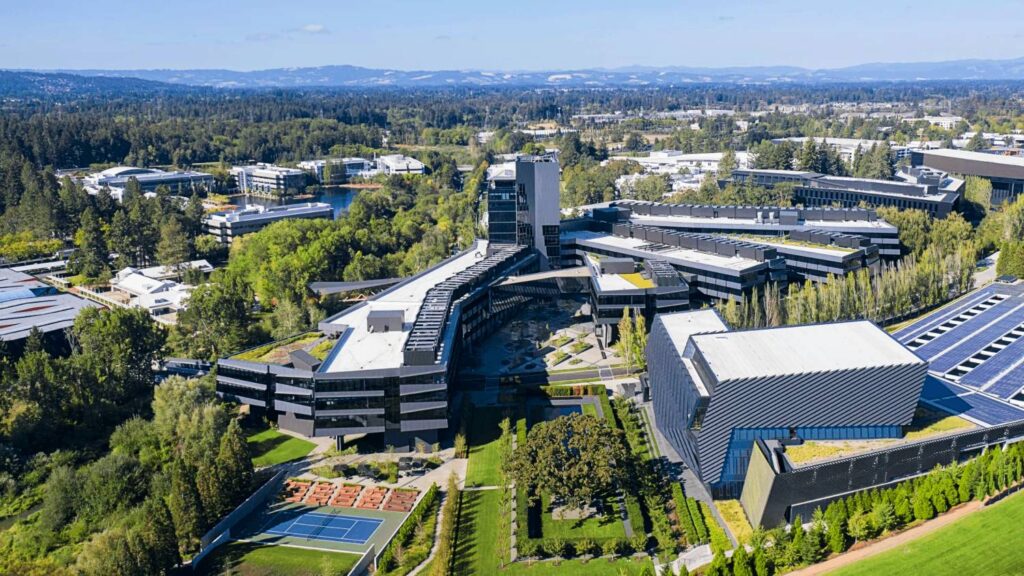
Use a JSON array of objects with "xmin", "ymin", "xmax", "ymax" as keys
[
  {"xmin": 298, "ymin": 158, "xmax": 373, "ymax": 184},
  {"xmin": 82, "ymin": 166, "xmax": 214, "ymax": 197},
  {"xmin": 231, "ymin": 163, "xmax": 308, "ymax": 196},
  {"xmin": 205, "ymin": 202, "xmax": 333, "ymax": 244},
  {"xmin": 911, "ymin": 148, "xmax": 1024, "ymax": 205},
  {"xmin": 601, "ymin": 201, "xmax": 902, "ymax": 258},
  {"xmin": 730, "ymin": 168, "xmax": 963, "ymax": 218},
  {"xmin": 771, "ymin": 137, "xmax": 913, "ymax": 164},
  {"xmin": 377, "ymin": 154, "xmax": 426, "ymax": 175},
  {"xmin": 649, "ymin": 311, "xmax": 927, "ymax": 496},
  {"xmin": 562, "ymin": 224, "xmax": 786, "ymax": 301},
  {"xmin": 608, "ymin": 150, "xmax": 753, "ymax": 175},
  {"xmin": 921, "ymin": 115, "xmax": 965, "ymax": 130},
  {"xmin": 582, "ymin": 254, "xmax": 691, "ymax": 345},
  {"xmin": 215, "ymin": 241, "xmax": 536, "ymax": 449},
  {"xmin": 487, "ymin": 155, "xmax": 562, "ymax": 269},
  {"xmin": 0, "ymin": 268, "xmax": 97, "ymax": 350}
]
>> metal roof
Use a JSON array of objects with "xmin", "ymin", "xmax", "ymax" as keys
[{"xmin": 691, "ymin": 321, "xmax": 924, "ymax": 383}]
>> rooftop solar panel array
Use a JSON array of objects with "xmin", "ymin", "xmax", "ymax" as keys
[
  {"xmin": 906, "ymin": 295, "xmax": 1014, "ymax": 358},
  {"xmin": 920, "ymin": 376, "xmax": 1024, "ymax": 426},
  {"xmin": 894, "ymin": 287, "xmax": 997, "ymax": 343},
  {"xmin": 928, "ymin": 304, "xmax": 1024, "ymax": 372},
  {"xmin": 402, "ymin": 244, "xmax": 528, "ymax": 366},
  {"xmin": 958, "ymin": 335, "xmax": 1024, "ymax": 388}
]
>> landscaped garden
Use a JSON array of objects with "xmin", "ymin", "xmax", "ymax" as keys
[
  {"xmin": 440, "ymin": 383, "xmax": 704, "ymax": 569},
  {"xmin": 246, "ymin": 426, "xmax": 316, "ymax": 467}
]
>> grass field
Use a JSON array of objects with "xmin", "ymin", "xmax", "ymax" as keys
[
  {"xmin": 582, "ymin": 404, "xmax": 598, "ymax": 416},
  {"xmin": 828, "ymin": 491, "xmax": 1024, "ymax": 576},
  {"xmin": 464, "ymin": 406, "xmax": 510, "ymax": 487},
  {"xmin": 539, "ymin": 494, "xmax": 626, "ymax": 541},
  {"xmin": 197, "ymin": 541, "xmax": 360, "ymax": 576},
  {"xmin": 453, "ymin": 490, "xmax": 652, "ymax": 576},
  {"xmin": 246, "ymin": 427, "xmax": 316, "ymax": 467}
]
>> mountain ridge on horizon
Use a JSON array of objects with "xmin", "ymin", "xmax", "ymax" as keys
[{"xmin": 8, "ymin": 55, "xmax": 1024, "ymax": 89}]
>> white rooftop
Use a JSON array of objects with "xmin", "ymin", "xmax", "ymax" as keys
[
  {"xmin": 321, "ymin": 240, "xmax": 491, "ymax": 373},
  {"xmin": 920, "ymin": 148, "xmax": 1024, "ymax": 168},
  {"xmin": 564, "ymin": 230, "xmax": 763, "ymax": 273},
  {"xmin": 659, "ymin": 309, "xmax": 729, "ymax": 355},
  {"xmin": 690, "ymin": 321, "xmax": 923, "ymax": 383}
]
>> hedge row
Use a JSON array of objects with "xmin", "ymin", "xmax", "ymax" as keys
[
  {"xmin": 671, "ymin": 484, "xmax": 702, "ymax": 546},
  {"xmin": 376, "ymin": 484, "xmax": 440, "ymax": 574},
  {"xmin": 686, "ymin": 496, "xmax": 709, "ymax": 544},
  {"xmin": 432, "ymin": 476, "xmax": 461, "ymax": 576},
  {"xmin": 706, "ymin": 441, "xmax": 1024, "ymax": 575},
  {"xmin": 517, "ymin": 534, "xmax": 649, "ymax": 560}
]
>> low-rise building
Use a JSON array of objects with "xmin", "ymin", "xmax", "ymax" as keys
[
  {"xmin": 231, "ymin": 163, "xmax": 307, "ymax": 196},
  {"xmin": 911, "ymin": 148, "xmax": 1024, "ymax": 205},
  {"xmin": 582, "ymin": 254, "xmax": 691, "ymax": 345},
  {"xmin": 205, "ymin": 202, "xmax": 334, "ymax": 244},
  {"xmin": 730, "ymin": 168, "xmax": 963, "ymax": 218},
  {"xmin": 608, "ymin": 150, "xmax": 752, "ymax": 176},
  {"xmin": 82, "ymin": 166, "xmax": 214, "ymax": 198},
  {"xmin": 561, "ymin": 224, "xmax": 786, "ymax": 301},
  {"xmin": 298, "ymin": 158, "xmax": 373, "ymax": 184},
  {"xmin": 648, "ymin": 311, "xmax": 928, "ymax": 496},
  {"xmin": 597, "ymin": 200, "xmax": 902, "ymax": 258},
  {"xmin": 0, "ymin": 268, "xmax": 97, "ymax": 350},
  {"xmin": 215, "ymin": 241, "xmax": 536, "ymax": 449},
  {"xmin": 110, "ymin": 267, "xmax": 193, "ymax": 319},
  {"xmin": 377, "ymin": 154, "xmax": 426, "ymax": 175}
]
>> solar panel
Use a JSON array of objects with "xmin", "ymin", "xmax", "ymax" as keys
[
  {"xmin": 984, "ymin": 363, "xmax": 1024, "ymax": 400},
  {"xmin": 894, "ymin": 287, "xmax": 996, "ymax": 342},
  {"xmin": 912, "ymin": 297, "xmax": 1018, "ymax": 359},
  {"xmin": 959, "ymin": 335, "xmax": 1024, "ymax": 388},
  {"xmin": 929, "ymin": 308, "xmax": 1024, "ymax": 372}
]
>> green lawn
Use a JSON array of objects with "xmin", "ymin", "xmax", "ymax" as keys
[
  {"xmin": 197, "ymin": 541, "xmax": 360, "ymax": 576},
  {"xmin": 582, "ymin": 404, "xmax": 598, "ymax": 416},
  {"xmin": 454, "ymin": 490, "xmax": 651, "ymax": 576},
  {"xmin": 246, "ymin": 427, "xmax": 316, "ymax": 467},
  {"xmin": 465, "ymin": 407, "xmax": 509, "ymax": 487},
  {"xmin": 539, "ymin": 494, "xmax": 626, "ymax": 540},
  {"xmin": 828, "ymin": 491, "xmax": 1024, "ymax": 576}
]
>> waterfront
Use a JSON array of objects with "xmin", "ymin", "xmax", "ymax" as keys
[{"xmin": 229, "ymin": 186, "xmax": 359, "ymax": 218}]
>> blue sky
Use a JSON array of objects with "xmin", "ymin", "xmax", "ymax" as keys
[{"xmin": 6, "ymin": 0, "xmax": 1024, "ymax": 71}]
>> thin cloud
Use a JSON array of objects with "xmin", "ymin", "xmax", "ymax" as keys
[
  {"xmin": 434, "ymin": 35, "xmax": 452, "ymax": 42},
  {"xmin": 296, "ymin": 24, "xmax": 330, "ymax": 35},
  {"xmin": 246, "ymin": 32, "xmax": 278, "ymax": 43}
]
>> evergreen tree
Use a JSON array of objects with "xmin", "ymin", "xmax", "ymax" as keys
[
  {"xmin": 71, "ymin": 207, "xmax": 108, "ymax": 278},
  {"xmin": 216, "ymin": 418, "xmax": 254, "ymax": 508},
  {"xmin": 156, "ymin": 216, "xmax": 190, "ymax": 270},
  {"xmin": 167, "ymin": 463, "xmax": 204, "ymax": 556}
]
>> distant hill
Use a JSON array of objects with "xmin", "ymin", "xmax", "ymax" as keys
[
  {"xmin": 8, "ymin": 56, "xmax": 1024, "ymax": 91},
  {"xmin": 0, "ymin": 70, "xmax": 184, "ymax": 98}
]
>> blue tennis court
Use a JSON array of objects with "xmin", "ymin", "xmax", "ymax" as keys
[{"xmin": 263, "ymin": 510, "xmax": 384, "ymax": 545}]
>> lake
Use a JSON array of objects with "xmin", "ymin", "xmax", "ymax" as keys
[{"xmin": 229, "ymin": 186, "xmax": 359, "ymax": 219}]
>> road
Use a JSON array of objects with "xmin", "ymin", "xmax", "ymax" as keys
[{"xmin": 974, "ymin": 250, "xmax": 1000, "ymax": 288}]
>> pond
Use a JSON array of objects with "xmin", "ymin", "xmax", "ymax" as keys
[{"xmin": 229, "ymin": 186, "xmax": 359, "ymax": 219}]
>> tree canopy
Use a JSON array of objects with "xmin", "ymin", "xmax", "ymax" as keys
[{"xmin": 507, "ymin": 414, "xmax": 627, "ymax": 511}]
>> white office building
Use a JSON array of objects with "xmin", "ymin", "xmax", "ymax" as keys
[{"xmin": 231, "ymin": 163, "xmax": 307, "ymax": 196}]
